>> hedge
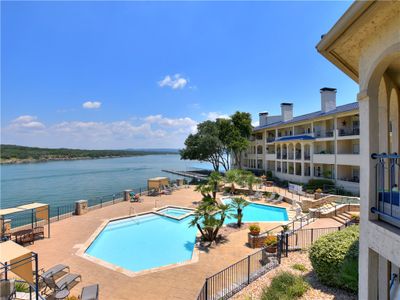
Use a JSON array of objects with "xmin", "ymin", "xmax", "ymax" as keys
[
  {"xmin": 261, "ymin": 272, "xmax": 309, "ymax": 300},
  {"xmin": 309, "ymin": 225, "xmax": 359, "ymax": 293}
]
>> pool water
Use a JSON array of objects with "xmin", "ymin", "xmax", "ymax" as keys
[
  {"xmin": 222, "ymin": 199, "xmax": 288, "ymax": 223},
  {"xmin": 158, "ymin": 207, "xmax": 192, "ymax": 218},
  {"xmin": 85, "ymin": 214, "xmax": 197, "ymax": 272}
]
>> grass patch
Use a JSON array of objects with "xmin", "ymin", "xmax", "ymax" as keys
[
  {"xmin": 261, "ymin": 272, "xmax": 309, "ymax": 300},
  {"xmin": 291, "ymin": 263, "xmax": 307, "ymax": 272},
  {"xmin": 15, "ymin": 282, "xmax": 30, "ymax": 293}
]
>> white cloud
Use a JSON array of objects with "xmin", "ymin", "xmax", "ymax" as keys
[
  {"xmin": 2, "ymin": 114, "xmax": 198, "ymax": 148},
  {"xmin": 158, "ymin": 74, "xmax": 188, "ymax": 90},
  {"xmin": 203, "ymin": 112, "xmax": 230, "ymax": 121},
  {"xmin": 82, "ymin": 101, "xmax": 101, "ymax": 109},
  {"xmin": 9, "ymin": 115, "xmax": 46, "ymax": 130}
]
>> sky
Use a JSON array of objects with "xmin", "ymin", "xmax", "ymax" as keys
[{"xmin": 1, "ymin": 1, "xmax": 358, "ymax": 149}]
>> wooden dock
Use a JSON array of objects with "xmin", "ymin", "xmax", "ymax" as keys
[{"xmin": 162, "ymin": 169, "xmax": 209, "ymax": 180}]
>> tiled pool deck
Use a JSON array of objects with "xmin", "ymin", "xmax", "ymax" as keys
[{"xmin": 27, "ymin": 187, "xmax": 295, "ymax": 300}]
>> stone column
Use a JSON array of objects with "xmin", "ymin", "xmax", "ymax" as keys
[{"xmin": 75, "ymin": 200, "xmax": 88, "ymax": 215}]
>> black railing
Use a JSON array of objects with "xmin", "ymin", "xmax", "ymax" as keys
[
  {"xmin": 266, "ymin": 137, "xmax": 275, "ymax": 143},
  {"xmin": 371, "ymin": 153, "xmax": 400, "ymax": 226},
  {"xmin": 196, "ymin": 244, "xmax": 280, "ymax": 300},
  {"xmin": 338, "ymin": 127, "xmax": 360, "ymax": 136}
]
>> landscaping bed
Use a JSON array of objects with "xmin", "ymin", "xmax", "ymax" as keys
[{"xmin": 230, "ymin": 251, "xmax": 357, "ymax": 300}]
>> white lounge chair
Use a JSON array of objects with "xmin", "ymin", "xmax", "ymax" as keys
[
  {"xmin": 265, "ymin": 193, "xmax": 276, "ymax": 202},
  {"xmin": 271, "ymin": 195, "xmax": 283, "ymax": 204}
]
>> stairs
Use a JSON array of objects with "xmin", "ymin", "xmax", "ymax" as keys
[{"xmin": 332, "ymin": 211, "xmax": 353, "ymax": 225}]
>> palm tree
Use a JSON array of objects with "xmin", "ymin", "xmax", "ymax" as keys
[
  {"xmin": 225, "ymin": 169, "xmax": 243, "ymax": 194},
  {"xmin": 207, "ymin": 171, "xmax": 223, "ymax": 200},
  {"xmin": 229, "ymin": 197, "xmax": 249, "ymax": 227},
  {"xmin": 189, "ymin": 198, "xmax": 230, "ymax": 243},
  {"xmin": 243, "ymin": 171, "xmax": 262, "ymax": 194}
]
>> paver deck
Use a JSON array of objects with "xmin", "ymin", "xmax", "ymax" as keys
[{"xmin": 26, "ymin": 187, "xmax": 285, "ymax": 300}]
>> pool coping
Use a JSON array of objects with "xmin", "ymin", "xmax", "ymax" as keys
[{"xmin": 76, "ymin": 205, "xmax": 200, "ymax": 278}]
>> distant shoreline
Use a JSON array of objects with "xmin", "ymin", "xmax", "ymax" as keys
[{"xmin": 0, "ymin": 153, "xmax": 179, "ymax": 165}]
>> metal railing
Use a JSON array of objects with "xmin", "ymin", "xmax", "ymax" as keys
[
  {"xmin": 371, "ymin": 153, "xmax": 400, "ymax": 226},
  {"xmin": 196, "ymin": 244, "xmax": 281, "ymax": 300},
  {"xmin": 338, "ymin": 127, "xmax": 360, "ymax": 136},
  {"xmin": 3, "ymin": 185, "xmax": 151, "ymax": 232},
  {"xmin": 266, "ymin": 137, "xmax": 275, "ymax": 143},
  {"xmin": 314, "ymin": 131, "xmax": 334, "ymax": 138}
]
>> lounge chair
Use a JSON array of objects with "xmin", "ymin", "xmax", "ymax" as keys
[
  {"xmin": 43, "ymin": 273, "xmax": 81, "ymax": 294},
  {"xmin": 148, "ymin": 189, "xmax": 159, "ymax": 196},
  {"xmin": 41, "ymin": 264, "xmax": 70, "ymax": 280},
  {"xmin": 271, "ymin": 195, "xmax": 283, "ymax": 204},
  {"xmin": 0, "ymin": 279, "xmax": 15, "ymax": 300},
  {"xmin": 33, "ymin": 226, "xmax": 44, "ymax": 240},
  {"xmin": 249, "ymin": 191, "xmax": 262, "ymax": 201},
  {"xmin": 80, "ymin": 284, "xmax": 99, "ymax": 300},
  {"xmin": 265, "ymin": 193, "xmax": 276, "ymax": 202}
]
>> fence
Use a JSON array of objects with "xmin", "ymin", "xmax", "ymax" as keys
[
  {"xmin": 5, "ymin": 186, "xmax": 150, "ymax": 232},
  {"xmin": 196, "ymin": 244, "xmax": 281, "ymax": 300}
]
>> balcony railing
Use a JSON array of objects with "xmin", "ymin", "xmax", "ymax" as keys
[
  {"xmin": 371, "ymin": 153, "xmax": 400, "ymax": 227},
  {"xmin": 267, "ymin": 137, "xmax": 275, "ymax": 143},
  {"xmin": 338, "ymin": 127, "xmax": 360, "ymax": 136},
  {"xmin": 338, "ymin": 177, "xmax": 360, "ymax": 183},
  {"xmin": 314, "ymin": 131, "xmax": 334, "ymax": 138}
]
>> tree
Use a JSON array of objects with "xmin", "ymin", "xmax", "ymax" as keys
[
  {"xmin": 229, "ymin": 197, "xmax": 249, "ymax": 227},
  {"xmin": 189, "ymin": 197, "xmax": 231, "ymax": 244},
  {"xmin": 194, "ymin": 171, "xmax": 223, "ymax": 200},
  {"xmin": 225, "ymin": 169, "xmax": 244, "ymax": 194},
  {"xmin": 180, "ymin": 121, "xmax": 224, "ymax": 171},
  {"xmin": 243, "ymin": 171, "xmax": 262, "ymax": 194},
  {"xmin": 230, "ymin": 112, "xmax": 253, "ymax": 169}
]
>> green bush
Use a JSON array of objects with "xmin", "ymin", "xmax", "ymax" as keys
[
  {"xmin": 304, "ymin": 179, "xmax": 334, "ymax": 192},
  {"xmin": 309, "ymin": 225, "xmax": 359, "ymax": 293},
  {"xmin": 15, "ymin": 282, "xmax": 30, "ymax": 293},
  {"xmin": 261, "ymin": 272, "xmax": 309, "ymax": 300}
]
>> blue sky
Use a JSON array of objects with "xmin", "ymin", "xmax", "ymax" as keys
[{"xmin": 1, "ymin": 1, "xmax": 357, "ymax": 149}]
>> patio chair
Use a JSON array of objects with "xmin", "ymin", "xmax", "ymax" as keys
[
  {"xmin": 43, "ymin": 273, "xmax": 81, "ymax": 294},
  {"xmin": 265, "ymin": 193, "xmax": 276, "ymax": 202},
  {"xmin": 163, "ymin": 189, "xmax": 172, "ymax": 195},
  {"xmin": 38, "ymin": 264, "xmax": 70, "ymax": 293},
  {"xmin": 148, "ymin": 189, "xmax": 159, "ymax": 196},
  {"xmin": 0, "ymin": 279, "xmax": 16, "ymax": 300},
  {"xmin": 79, "ymin": 284, "xmax": 99, "ymax": 300},
  {"xmin": 271, "ymin": 195, "xmax": 283, "ymax": 204},
  {"xmin": 33, "ymin": 226, "xmax": 44, "ymax": 240},
  {"xmin": 250, "ymin": 192, "xmax": 262, "ymax": 201}
]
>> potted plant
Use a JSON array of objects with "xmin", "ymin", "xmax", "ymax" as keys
[
  {"xmin": 315, "ymin": 188, "xmax": 322, "ymax": 194},
  {"xmin": 249, "ymin": 224, "xmax": 261, "ymax": 236},
  {"xmin": 264, "ymin": 235, "xmax": 278, "ymax": 253},
  {"xmin": 350, "ymin": 213, "xmax": 360, "ymax": 224},
  {"xmin": 281, "ymin": 224, "xmax": 290, "ymax": 233}
]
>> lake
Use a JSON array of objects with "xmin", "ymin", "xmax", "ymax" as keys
[{"xmin": 0, "ymin": 155, "xmax": 209, "ymax": 209}]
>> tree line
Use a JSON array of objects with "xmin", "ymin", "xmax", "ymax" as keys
[{"xmin": 0, "ymin": 144, "xmax": 178, "ymax": 161}]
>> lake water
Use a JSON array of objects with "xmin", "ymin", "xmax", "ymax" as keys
[{"xmin": 0, "ymin": 155, "xmax": 209, "ymax": 209}]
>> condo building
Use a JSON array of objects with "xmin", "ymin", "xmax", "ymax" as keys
[
  {"xmin": 242, "ymin": 88, "xmax": 360, "ymax": 194},
  {"xmin": 317, "ymin": 1, "xmax": 400, "ymax": 299}
]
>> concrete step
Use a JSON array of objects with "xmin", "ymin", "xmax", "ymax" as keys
[
  {"xmin": 332, "ymin": 215, "xmax": 349, "ymax": 225},
  {"xmin": 342, "ymin": 212, "xmax": 353, "ymax": 218}
]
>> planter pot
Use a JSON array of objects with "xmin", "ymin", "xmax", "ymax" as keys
[
  {"xmin": 250, "ymin": 231, "xmax": 260, "ymax": 236},
  {"xmin": 264, "ymin": 245, "xmax": 277, "ymax": 253}
]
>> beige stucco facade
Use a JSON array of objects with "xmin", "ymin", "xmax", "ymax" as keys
[
  {"xmin": 317, "ymin": 1, "xmax": 400, "ymax": 299},
  {"xmin": 240, "ymin": 89, "xmax": 360, "ymax": 194}
]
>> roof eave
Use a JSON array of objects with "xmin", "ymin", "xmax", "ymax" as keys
[{"xmin": 316, "ymin": 1, "xmax": 376, "ymax": 83}]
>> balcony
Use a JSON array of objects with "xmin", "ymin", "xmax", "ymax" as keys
[
  {"xmin": 266, "ymin": 137, "xmax": 275, "ymax": 143},
  {"xmin": 371, "ymin": 153, "xmax": 400, "ymax": 228},
  {"xmin": 338, "ymin": 127, "xmax": 360, "ymax": 137},
  {"xmin": 314, "ymin": 131, "xmax": 334, "ymax": 138}
]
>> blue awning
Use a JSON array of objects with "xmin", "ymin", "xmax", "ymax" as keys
[{"xmin": 275, "ymin": 135, "xmax": 315, "ymax": 142}]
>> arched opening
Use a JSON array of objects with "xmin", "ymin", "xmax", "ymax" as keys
[
  {"xmin": 295, "ymin": 143, "xmax": 301, "ymax": 160},
  {"xmin": 282, "ymin": 144, "xmax": 287, "ymax": 159},
  {"xmin": 288, "ymin": 144, "xmax": 294, "ymax": 160}
]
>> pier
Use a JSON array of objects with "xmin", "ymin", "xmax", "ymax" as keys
[{"xmin": 162, "ymin": 169, "xmax": 209, "ymax": 180}]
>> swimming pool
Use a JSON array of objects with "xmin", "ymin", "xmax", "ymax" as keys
[
  {"xmin": 157, "ymin": 207, "xmax": 193, "ymax": 218},
  {"xmin": 85, "ymin": 213, "xmax": 197, "ymax": 273},
  {"xmin": 221, "ymin": 198, "xmax": 288, "ymax": 223}
]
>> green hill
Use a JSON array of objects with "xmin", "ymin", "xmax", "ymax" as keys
[{"xmin": 0, "ymin": 144, "xmax": 178, "ymax": 164}]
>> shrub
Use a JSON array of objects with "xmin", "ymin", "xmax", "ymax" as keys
[
  {"xmin": 264, "ymin": 235, "xmax": 278, "ymax": 247},
  {"xmin": 304, "ymin": 179, "xmax": 334, "ymax": 191},
  {"xmin": 291, "ymin": 263, "xmax": 307, "ymax": 272},
  {"xmin": 15, "ymin": 282, "xmax": 29, "ymax": 293},
  {"xmin": 261, "ymin": 272, "xmax": 309, "ymax": 300},
  {"xmin": 309, "ymin": 225, "xmax": 359, "ymax": 293},
  {"xmin": 249, "ymin": 224, "xmax": 260, "ymax": 235}
]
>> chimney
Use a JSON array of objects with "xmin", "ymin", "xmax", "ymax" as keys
[
  {"xmin": 259, "ymin": 112, "xmax": 268, "ymax": 126},
  {"xmin": 320, "ymin": 87, "xmax": 337, "ymax": 112},
  {"xmin": 281, "ymin": 103, "xmax": 293, "ymax": 122}
]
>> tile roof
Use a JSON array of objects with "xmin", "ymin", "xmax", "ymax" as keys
[{"xmin": 254, "ymin": 102, "xmax": 358, "ymax": 131}]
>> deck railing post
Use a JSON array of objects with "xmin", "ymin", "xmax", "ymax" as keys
[
  {"xmin": 247, "ymin": 255, "xmax": 251, "ymax": 284},
  {"xmin": 311, "ymin": 228, "xmax": 314, "ymax": 244},
  {"xmin": 285, "ymin": 233, "xmax": 289, "ymax": 257},
  {"xmin": 205, "ymin": 279, "xmax": 208, "ymax": 300}
]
